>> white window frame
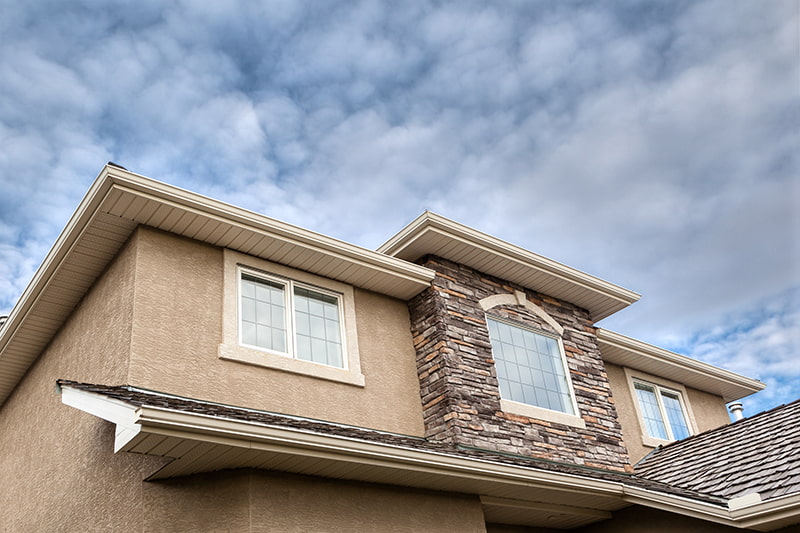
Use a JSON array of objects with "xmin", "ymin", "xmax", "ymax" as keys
[
  {"xmin": 238, "ymin": 267, "xmax": 346, "ymax": 366},
  {"xmin": 483, "ymin": 306, "xmax": 585, "ymax": 429},
  {"xmin": 220, "ymin": 249, "xmax": 364, "ymax": 387},
  {"xmin": 624, "ymin": 369, "xmax": 696, "ymax": 447}
]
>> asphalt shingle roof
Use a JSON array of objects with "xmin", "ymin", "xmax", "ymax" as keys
[{"xmin": 635, "ymin": 399, "xmax": 800, "ymax": 501}]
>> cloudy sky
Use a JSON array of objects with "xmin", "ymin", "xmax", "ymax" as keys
[{"xmin": 1, "ymin": 1, "xmax": 797, "ymax": 416}]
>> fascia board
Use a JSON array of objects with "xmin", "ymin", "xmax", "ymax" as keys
[
  {"xmin": 625, "ymin": 486, "xmax": 800, "ymax": 531},
  {"xmin": 59, "ymin": 385, "xmax": 142, "ymax": 452},
  {"xmin": 378, "ymin": 212, "xmax": 640, "ymax": 319},
  {"xmin": 131, "ymin": 404, "xmax": 624, "ymax": 496},
  {"xmin": 0, "ymin": 166, "xmax": 116, "ymax": 357},
  {"xmin": 0, "ymin": 164, "xmax": 435, "ymax": 407},
  {"xmin": 730, "ymin": 494, "xmax": 800, "ymax": 531},
  {"xmin": 0, "ymin": 165, "xmax": 435, "ymax": 359},
  {"xmin": 597, "ymin": 328, "xmax": 765, "ymax": 401},
  {"xmin": 103, "ymin": 169, "xmax": 436, "ymax": 287},
  {"xmin": 622, "ymin": 485, "xmax": 735, "ymax": 526},
  {"xmin": 61, "ymin": 388, "xmax": 793, "ymax": 530}
]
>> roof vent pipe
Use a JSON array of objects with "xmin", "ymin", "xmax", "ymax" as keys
[{"xmin": 729, "ymin": 402, "xmax": 745, "ymax": 421}]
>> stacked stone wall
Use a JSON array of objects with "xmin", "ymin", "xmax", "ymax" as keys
[{"xmin": 408, "ymin": 256, "xmax": 631, "ymax": 472}]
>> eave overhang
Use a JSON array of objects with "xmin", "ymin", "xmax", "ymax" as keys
[
  {"xmin": 0, "ymin": 165, "xmax": 435, "ymax": 407},
  {"xmin": 58, "ymin": 383, "xmax": 796, "ymax": 531},
  {"xmin": 597, "ymin": 328, "xmax": 765, "ymax": 402},
  {"xmin": 378, "ymin": 212, "xmax": 640, "ymax": 322}
]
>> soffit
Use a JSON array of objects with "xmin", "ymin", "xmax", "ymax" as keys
[
  {"xmin": 378, "ymin": 212, "xmax": 640, "ymax": 322},
  {"xmin": 597, "ymin": 329, "xmax": 764, "ymax": 402},
  {"xmin": 63, "ymin": 381, "xmax": 797, "ymax": 530},
  {"xmin": 0, "ymin": 165, "xmax": 434, "ymax": 407},
  {"xmin": 62, "ymin": 381, "xmax": 728, "ymax": 530}
]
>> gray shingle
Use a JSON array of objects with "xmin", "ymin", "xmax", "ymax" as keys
[{"xmin": 635, "ymin": 399, "xmax": 800, "ymax": 501}]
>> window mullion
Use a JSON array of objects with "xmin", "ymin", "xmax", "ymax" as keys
[
  {"xmin": 285, "ymin": 280, "xmax": 296, "ymax": 359},
  {"xmin": 653, "ymin": 386, "xmax": 674, "ymax": 440}
]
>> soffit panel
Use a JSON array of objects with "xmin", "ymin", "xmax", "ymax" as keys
[
  {"xmin": 597, "ymin": 330, "xmax": 763, "ymax": 401},
  {"xmin": 380, "ymin": 219, "xmax": 640, "ymax": 322},
  {"xmin": 133, "ymin": 428, "xmax": 626, "ymax": 510},
  {"xmin": 118, "ymin": 424, "xmax": 631, "ymax": 531},
  {"xmin": 0, "ymin": 166, "xmax": 434, "ymax": 407},
  {"xmin": 482, "ymin": 503, "xmax": 608, "ymax": 529},
  {"xmin": 99, "ymin": 187, "xmax": 432, "ymax": 301}
]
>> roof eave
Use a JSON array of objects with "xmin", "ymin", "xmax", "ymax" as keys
[
  {"xmin": 730, "ymin": 493, "xmax": 800, "ymax": 532},
  {"xmin": 378, "ymin": 211, "xmax": 640, "ymax": 321},
  {"xmin": 61, "ymin": 383, "xmax": 792, "ymax": 531},
  {"xmin": 597, "ymin": 328, "xmax": 765, "ymax": 402},
  {"xmin": 61, "ymin": 383, "xmax": 765, "ymax": 530},
  {"xmin": 0, "ymin": 165, "xmax": 435, "ymax": 407}
]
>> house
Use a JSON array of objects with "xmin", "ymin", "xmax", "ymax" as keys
[{"xmin": 0, "ymin": 164, "xmax": 797, "ymax": 532}]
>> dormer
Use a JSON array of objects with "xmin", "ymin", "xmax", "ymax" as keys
[{"xmin": 379, "ymin": 212, "xmax": 641, "ymax": 472}]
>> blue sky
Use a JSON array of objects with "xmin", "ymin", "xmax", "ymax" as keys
[{"xmin": 1, "ymin": 1, "xmax": 797, "ymax": 417}]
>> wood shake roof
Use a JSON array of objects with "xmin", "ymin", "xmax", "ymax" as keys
[{"xmin": 635, "ymin": 399, "xmax": 800, "ymax": 501}]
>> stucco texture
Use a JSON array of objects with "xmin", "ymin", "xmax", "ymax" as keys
[
  {"xmin": 0, "ymin": 234, "xmax": 167, "ymax": 531},
  {"xmin": 144, "ymin": 470, "xmax": 488, "ymax": 533},
  {"xmin": 126, "ymin": 227, "xmax": 426, "ymax": 436}
]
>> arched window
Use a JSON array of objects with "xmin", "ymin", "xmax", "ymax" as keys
[{"xmin": 480, "ymin": 291, "xmax": 584, "ymax": 428}]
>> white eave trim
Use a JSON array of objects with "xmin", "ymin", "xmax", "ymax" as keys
[
  {"xmin": 596, "ymin": 329, "xmax": 764, "ymax": 402},
  {"xmin": 0, "ymin": 165, "xmax": 435, "ymax": 407},
  {"xmin": 58, "ymin": 384, "xmax": 799, "ymax": 531},
  {"xmin": 378, "ymin": 211, "xmax": 640, "ymax": 321},
  {"xmin": 731, "ymin": 493, "xmax": 800, "ymax": 531},
  {"xmin": 61, "ymin": 385, "xmax": 800, "ymax": 531},
  {"xmin": 59, "ymin": 385, "xmax": 142, "ymax": 452},
  {"xmin": 102, "ymin": 170, "xmax": 435, "ymax": 290},
  {"xmin": 59, "ymin": 385, "xmax": 624, "ymax": 495}
]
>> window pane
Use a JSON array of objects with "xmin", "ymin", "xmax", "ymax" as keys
[
  {"xmin": 634, "ymin": 382, "xmax": 668, "ymax": 439},
  {"xmin": 487, "ymin": 317, "xmax": 574, "ymax": 415},
  {"xmin": 294, "ymin": 286, "xmax": 343, "ymax": 368},
  {"xmin": 241, "ymin": 273, "xmax": 287, "ymax": 353},
  {"xmin": 661, "ymin": 391, "xmax": 691, "ymax": 440}
]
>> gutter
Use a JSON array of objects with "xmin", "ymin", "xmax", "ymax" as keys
[{"xmin": 58, "ymin": 384, "xmax": 797, "ymax": 530}]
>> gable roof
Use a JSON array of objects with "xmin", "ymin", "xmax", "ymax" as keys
[
  {"xmin": 57, "ymin": 380, "xmax": 799, "ymax": 531},
  {"xmin": 635, "ymin": 399, "xmax": 800, "ymax": 503},
  {"xmin": 0, "ymin": 165, "xmax": 434, "ymax": 408},
  {"xmin": 378, "ymin": 211, "xmax": 641, "ymax": 321}
]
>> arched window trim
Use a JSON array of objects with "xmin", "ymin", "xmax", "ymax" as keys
[{"xmin": 478, "ymin": 290, "xmax": 564, "ymax": 335}]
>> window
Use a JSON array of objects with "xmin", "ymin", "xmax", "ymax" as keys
[
  {"xmin": 240, "ymin": 271, "xmax": 344, "ymax": 368},
  {"xmin": 633, "ymin": 380, "xmax": 691, "ymax": 441},
  {"xmin": 487, "ymin": 316, "xmax": 577, "ymax": 416},
  {"xmin": 220, "ymin": 249, "xmax": 364, "ymax": 386}
]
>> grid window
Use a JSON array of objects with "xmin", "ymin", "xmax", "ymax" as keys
[
  {"xmin": 240, "ymin": 270, "xmax": 344, "ymax": 368},
  {"xmin": 487, "ymin": 317, "xmax": 575, "ymax": 415},
  {"xmin": 634, "ymin": 381, "xmax": 691, "ymax": 441}
]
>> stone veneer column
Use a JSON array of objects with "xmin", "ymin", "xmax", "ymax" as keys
[{"xmin": 408, "ymin": 256, "xmax": 632, "ymax": 472}]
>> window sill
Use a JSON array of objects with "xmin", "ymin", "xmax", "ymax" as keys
[
  {"xmin": 500, "ymin": 399, "xmax": 586, "ymax": 429},
  {"xmin": 219, "ymin": 343, "xmax": 366, "ymax": 387},
  {"xmin": 641, "ymin": 434, "xmax": 674, "ymax": 448}
]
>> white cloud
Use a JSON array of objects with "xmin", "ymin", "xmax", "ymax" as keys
[{"xmin": 0, "ymin": 0, "xmax": 797, "ymax": 410}]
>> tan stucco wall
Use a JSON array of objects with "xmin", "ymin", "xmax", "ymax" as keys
[
  {"xmin": 0, "ymin": 234, "xmax": 167, "ymax": 531},
  {"xmin": 605, "ymin": 362, "xmax": 732, "ymax": 463},
  {"xmin": 127, "ymin": 227, "xmax": 426, "ymax": 436},
  {"xmin": 144, "ymin": 470, "xmax": 487, "ymax": 532}
]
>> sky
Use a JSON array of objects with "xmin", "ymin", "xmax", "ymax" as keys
[{"xmin": 0, "ymin": 1, "xmax": 797, "ymax": 417}]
